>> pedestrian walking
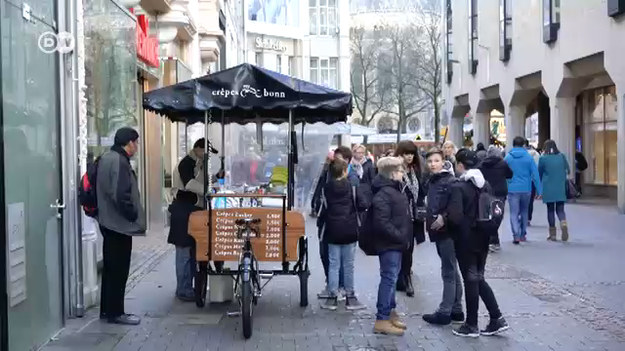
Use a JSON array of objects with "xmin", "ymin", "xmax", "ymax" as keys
[
  {"xmin": 96, "ymin": 127, "xmax": 146, "ymax": 325},
  {"xmin": 449, "ymin": 149, "xmax": 509, "ymax": 338},
  {"xmin": 539, "ymin": 140, "xmax": 571, "ymax": 241},
  {"xmin": 475, "ymin": 142, "xmax": 487, "ymax": 161},
  {"xmin": 575, "ymin": 151, "xmax": 588, "ymax": 195},
  {"xmin": 370, "ymin": 157, "xmax": 412, "ymax": 336},
  {"xmin": 394, "ymin": 141, "xmax": 426, "ymax": 297},
  {"xmin": 525, "ymin": 139, "xmax": 540, "ymax": 226},
  {"xmin": 421, "ymin": 148, "xmax": 465, "ymax": 326},
  {"xmin": 504, "ymin": 136, "xmax": 542, "ymax": 244},
  {"xmin": 478, "ymin": 146, "xmax": 513, "ymax": 251},
  {"xmin": 319, "ymin": 159, "xmax": 369, "ymax": 311}
]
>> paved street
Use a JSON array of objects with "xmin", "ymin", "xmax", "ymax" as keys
[{"xmin": 42, "ymin": 200, "xmax": 625, "ymax": 351}]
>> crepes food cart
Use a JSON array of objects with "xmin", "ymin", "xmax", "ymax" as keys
[{"xmin": 143, "ymin": 63, "xmax": 352, "ymax": 339}]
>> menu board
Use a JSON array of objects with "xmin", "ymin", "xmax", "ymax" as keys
[{"xmin": 211, "ymin": 208, "xmax": 284, "ymax": 261}]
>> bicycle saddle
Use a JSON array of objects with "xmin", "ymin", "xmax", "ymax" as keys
[{"xmin": 235, "ymin": 218, "xmax": 261, "ymax": 226}]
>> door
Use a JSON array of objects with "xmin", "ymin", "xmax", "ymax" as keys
[{"xmin": 1, "ymin": 0, "xmax": 64, "ymax": 349}]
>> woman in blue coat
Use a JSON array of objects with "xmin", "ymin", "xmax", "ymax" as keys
[{"xmin": 538, "ymin": 140, "xmax": 570, "ymax": 242}]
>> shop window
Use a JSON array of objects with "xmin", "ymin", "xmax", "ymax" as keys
[
  {"xmin": 309, "ymin": 0, "xmax": 337, "ymax": 36},
  {"xmin": 543, "ymin": 0, "xmax": 560, "ymax": 43},
  {"xmin": 445, "ymin": 0, "xmax": 453, "ymax": 84},
  {"xmin": 255, "ymin": 52, "xmax": 263, "ymax": 67},
  {"xmin": 309, "ymin": 57, "xmax": 338, "ymax": 88},
  {"xmin": 608, "ymin": 0, "xmax": 625, "ymax": 17},
  {"xmin": 583, "ymin": 86, "xmax": 618, "ymax": 186},
  {"xmin": 277, "ymin": 55, "xmax": 282, "ymax": 73},
  {"xmin": 499, "ymin": 0, "xmax": 512, "ymax": 61},
  {"xmin": 468, "ymin": 0, "xmax": 478, "ymax": 75}
]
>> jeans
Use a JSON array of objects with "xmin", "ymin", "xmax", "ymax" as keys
[
  {"xmin": 376, "ymin": 250, "xmax": 402, "ymax": 320},
  {"xmin": 488, "ymin": 197, "xmax": 506, "ymax": 246},
  {"xmin": 400, "ymin": 221, "xmax": 425, "ymax": 279},
  {"xmin": 528, "ymin": 184, "xmax": 537, "ymax": 222},
  {"xmin": 327, "ymin": 243, "xmax": 356, "ymax": 296},
  {"xmin": 546, "ymin": 201, "xmax": 567, "ymax": 227},
  {"xmin": 100, "ymin": 226, "xmax": 132, "ymax": 318},
  {"xmin": 319, "ymin": 227, "xmax": 343, "ymax": 288},
  {"xmin": 508, "ymin": 192, "xmax": 532, "ymax": 240},
  {"xmin": 175, "ymin": 245, "xmax": 196, "ymax": 298},
  {"xmin": 456, "ymin": 250, "xmax": 502, "ymax": 327},
  {"xmin": 435, "ymin": 238, "xmax": 464, "ymax": 315}
]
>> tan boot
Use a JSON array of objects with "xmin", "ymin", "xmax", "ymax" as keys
[
  {"xmin": 547, "ymin": 227, "xmax": 557, "ymax": 241},
  {"xmin": 561, "ymin": 221, "xmax": 569, "ymax": 242},
  {"xmin": 390, "ymin": 310, "xmax": 407, "ymax": 330},
  {"xmin": 374, "ymin": 320, "xmax": 405, "ymax": 336}
]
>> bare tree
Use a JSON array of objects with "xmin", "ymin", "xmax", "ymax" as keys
[
  {"xmin": 414, "ymin": 0, "xmax": 443, "ymax": 143},
  {"xmin": 350, "ymin": 26, "xmax": 390, "ymax": 127},
  {"xmin": 379, "ymin": 22, "xmax": 430, "ymax": 142}
]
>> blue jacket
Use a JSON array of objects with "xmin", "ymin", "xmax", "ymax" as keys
[
  {"xmin": 504, "ymin": 147, "xmax": 542, "ymax": 195},
  {"xmin": 538, "ymin": 153, "xmax": 570, "ymax": 203}
]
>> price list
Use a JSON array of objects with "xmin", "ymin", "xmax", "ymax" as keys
[{"xmin": 210, "ymin": 208, "xmax": 284, "ymax": 262}]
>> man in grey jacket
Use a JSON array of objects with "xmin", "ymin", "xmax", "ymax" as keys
[{"xmin": 97, "ymin": 127, "xmax": 146, "ymax": 325}]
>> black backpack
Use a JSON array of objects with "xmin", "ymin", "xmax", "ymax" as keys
[
  {"xmin": 79, "ymin": 157, "xmax": 100, "ymax": 218},
  {"xmin": 473, "ymin": 182, "xmax": 504, "ymax": 231}
]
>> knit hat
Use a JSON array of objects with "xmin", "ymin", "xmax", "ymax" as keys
[
  {"xmin": 487, "ymin": 145, "xmax": 503, "ymax": 158},
  {"xmin": 377, "ymin": 157, "xmax": 403, "ymax": 178},
  {"xmin": 114, "ymin": 127, "xmax": 139, "ymax": 146}
]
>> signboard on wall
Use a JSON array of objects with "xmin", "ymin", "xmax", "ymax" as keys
[{"xmin": 136, "ymin": 15, "xmax": 159, "ymax": 68}]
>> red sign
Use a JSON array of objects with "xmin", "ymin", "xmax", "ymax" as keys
[{"xmin": 136, "ymin": 14, "xmax": 159, "ymax": 68}]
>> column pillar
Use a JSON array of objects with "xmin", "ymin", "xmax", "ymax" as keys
[
  {"xmin": 474, "ymin": 112, "xmax": 490, "ymax": 147},
  {"xmin": 616, "ymin": 81, "xmax": 625, "ymax": 213},
  {"xmin": 506, "ymin": 105, "xmax": 525, "ymax": 151},
  {"xmin": 449, "ymin": 116, "xmax": 464, "ymax": 148},
  {"xmin": 551, "ymin": 97, "xmax": 576, "ymax": 173}
]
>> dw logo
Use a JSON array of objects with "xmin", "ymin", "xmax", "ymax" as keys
[{"xmin": 38, "ymin": 31, "xmax": 74, "ymax": 54}]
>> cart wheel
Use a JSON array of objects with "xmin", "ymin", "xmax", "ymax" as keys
[
  {"xmin": 241, "ymin": 279, "xmax": 253, "ymax": 339},
  {"xmin": 299, "ymin": 270, "xmax": 309, "ymax": 307},
  {"xmin": 195, "ymin": 262, "xmax": 208, "ymax": 308}
]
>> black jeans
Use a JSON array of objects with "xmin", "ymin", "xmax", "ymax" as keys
[
  {"xmin": 400, "ymin": 221, "xmax": 425, "ymax": 278},
  {"xmin": 528, "ymin": 184, "xmax": 536, "ymax": 222},
  {"xmin": 456, "ymin": 250, "xmax": 502, "ymax": 327},
  {"xmin": 100, "ymin": 226, "xmax": 133, "ymax": 318},
  {"xmin": 488, "ymin": 196, "xmax": 506, "ymax": 246}
]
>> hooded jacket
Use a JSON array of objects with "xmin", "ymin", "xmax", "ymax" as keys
[
  {"xmin": 504, "ymin": 147, "xmax": 542, "ymax": 194},
  {"xmin": 479, "ymin": 155, "xmax": 513, "ymax": 198},
  {"xmin": 425, "ymin": 168, "xmax": 455, "ymax": 242},
  {"xmin": 370, "ymin": 175, "xmax": 412, "ymax": 253},
  {"xmin": 322, "ymin": 178, "xmax": 369, "ymax": 245},
  {"xmin": 448, "ymin": 169, "xmax": 489, "ymax": 253}
]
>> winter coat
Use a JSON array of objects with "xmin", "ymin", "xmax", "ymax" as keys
[
  {"xmin": 172, "ymin": 152, "xmax": 204, "ymax": 207},
  {"xmin": 360, "ymin": 158, "xmax": 377, "ymax": 186},
  {"xmin": 370, "ymin": 175, "xmax": 412, "ymax": 253},
  {"xmin": 538, "ymin": 153, "xmax": 570, "ymax": 203},
  {"xmin": 312, "ymin": 166, "xmax": 361, "ymax": 228},
  {"xmin": 96, "ymin": 145, "xmax": 146, "ymax": 236},
  {"xmin": 424, "ymin": 169, "xmax": 455, "ymax": 242},
  {"xmin": 504, "ymin": 147, "xmax": 542, "ymax": 195},
  {"xmin": 479, "ymin": 156, "xmax": 513, "ymax": 198},
  {"xmin": 448, "ymin": 169, "xmax": 490, "ymax": 253},
  {"xmin": 322, "ymin": 178, "xmax": 369, "ymax": 245}
]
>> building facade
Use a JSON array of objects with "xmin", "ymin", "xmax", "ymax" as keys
[{"xmin": 442, "ymin": 0, "xmax": 625, "ymax": 213}]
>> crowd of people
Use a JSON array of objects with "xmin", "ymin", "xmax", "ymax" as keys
[{"xmin": 311, "ymin": 136, "xmax": 580, "ymax": 338}]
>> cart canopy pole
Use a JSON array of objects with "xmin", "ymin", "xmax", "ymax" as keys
[
  {"xmin": 203, "ymin": 111, "xmax": 209, "ymax": 209},
  {"xmin": 221, "ymin": 110, "xmax": 225, "ymax": 172},
  {"xmin": 287, "ymin": 110, "xmax": 295, "ymax": 210}
]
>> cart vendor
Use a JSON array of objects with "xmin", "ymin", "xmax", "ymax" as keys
[{"xmin": 168, "ymin": 138, "xmax": 222, "ymax": 301}]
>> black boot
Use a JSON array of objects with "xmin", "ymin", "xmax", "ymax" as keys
[
  {"xmin": 396, "ymin": 274, "xmax": 406, "ymax": 292},
  {"xmin": 405, "ymin": 274, "xmax": 414, "ymax": 297}
]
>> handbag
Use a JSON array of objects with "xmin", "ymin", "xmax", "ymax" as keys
[{"xmin": 566, "ymin": 179, "xmax": 578, "ymax": 200}]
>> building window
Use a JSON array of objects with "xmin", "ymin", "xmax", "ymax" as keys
[
  {"xmin": 277, "ymin": 55, "xmax": 282, "ymax": 73},
  {"xmin": 445, "ymin": 0, "xmax": 453, "ymax": 84},
  {"xmin": 288, "ymin": 56, "xmax": 294, "ymax": 76},
  {"xmin": 309, "ymin": 57, "xmax": 338, "ymax": 88},
  {"xmin": 543, "ymin": 0, "xmax": 560, "ymax": 43},
  {"xmin": 468, "ymin": 0, "xmax": 478, "ymax": 74},
  {"xmin": 499, "ymin": 0, "xmax": 512, "ymax": 61},
  {"xmin": 582, "ymin": 86, "xmax": 618, "ymax": 186},
  {"xmin": 255, "ymin": 52, "xmax": 263, "ymax": 67},
  {"xmin": 309, "ymin": 0, "xmax": 337, "ymax": 35}
]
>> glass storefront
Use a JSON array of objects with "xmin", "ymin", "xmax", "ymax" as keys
[
  {"xmin": 1, "ymin": 0, "xmax": 64, "ymax": 348},
  {"xmin": 582, "ymin": 86, "xmax": 618, "ymax": 186}
]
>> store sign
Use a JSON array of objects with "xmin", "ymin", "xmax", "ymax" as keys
[
  {"xmin": 136, "ymin": 15, "xmax": 159, "ymax": 68},
  {"xmin": 255, "ymin": 37, "xmax": 287, "ymax": 52}
]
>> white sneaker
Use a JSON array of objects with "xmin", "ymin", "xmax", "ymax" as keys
[{"xmin": 337, "ymin": 288, "xmax": 346, "ymax": 301}]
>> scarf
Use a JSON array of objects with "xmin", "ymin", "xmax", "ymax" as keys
[
  {"xmin": 403, "ymin": 168, "xmax": 420, "ymax": 220},
  {"xmin": 351, "ymin": 158, "xmax": 364, "ymax": 179}
]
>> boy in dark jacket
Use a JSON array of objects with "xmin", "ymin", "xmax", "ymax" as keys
[
  {"xmin": 370, "ymin": 157, "xmax": 412, "ymax": 336},
  {"xmin": 478, "ymin": 146, "xmax": 513, "ymax": 251},
  {"xmin": 422, "ymin": 148, "xmax": 465, "ymax": 326},
  {"xmin": 320, "ymin": 159, "xmax": 369, "ymax": 311},
  {"xmin": 448, "ymin": 149, "xmax": 509, "ymax": 338}
]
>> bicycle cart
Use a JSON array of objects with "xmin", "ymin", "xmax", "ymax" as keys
[{"xmin": 143, "ymin": 63, "xmax": 352, "ymax": 339}]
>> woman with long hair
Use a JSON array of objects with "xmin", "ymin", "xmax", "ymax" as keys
[
  {"xmin": 394, "ymin": 141, "xmax": 426, "ymax": 297},
  {"xmin": 538, "ymin": 140, "xmax": 571, "ymax": 241},
  {"xmin": 442, "ymin": 141, "xmax": 458, "ymax": 168}
]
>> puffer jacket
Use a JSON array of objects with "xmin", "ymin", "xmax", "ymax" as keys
[
  {"xmin": 370, "ymin": 175, "xmax": 412, "ymax": 253},
  {"xmin": 425, "ymin": 168, "xmax": 455, "ymax": 242},
  {"xmin": 479, "ymin": 155, "xmax": 513, "ymax": 198},
  {"xmin": 323, "ymin": 178, "xmax": 370, "ymax": 245},
  {"xmin": 448, "ymin": 169, "xmax": 489, "ymax": 253}
]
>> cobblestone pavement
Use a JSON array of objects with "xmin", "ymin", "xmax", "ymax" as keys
[
  {"xmin": 126, "ymin": 229, "xmax": 173, "ymax": 294},
  {"xmin": 42, "ymin": 200, "xmax": 625, "ymax": 351}
]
